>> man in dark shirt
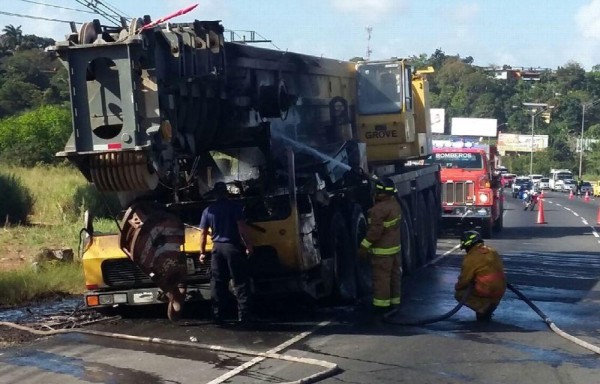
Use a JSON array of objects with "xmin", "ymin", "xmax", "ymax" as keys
[{"xmin": 199, "ymin": 182, "xmax": 254, "ymax": 324}]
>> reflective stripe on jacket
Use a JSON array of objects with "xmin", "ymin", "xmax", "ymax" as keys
[
  {"xmin": 360, "ymin": 196, "xmax": 402, "ymax": 256},
  {"xmin": 455, "ymin": 243, "xmax": 506, "ymax": 299}
]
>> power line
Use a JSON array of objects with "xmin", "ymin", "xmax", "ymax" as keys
[
  {"xmin": 73, "ymin": 0, "xmax": 121, "ymax": 25},
  {"xmin": 0, "ymin": 10, "xmax": 83, "ymax": 24},
  {"xmin": 16, "ymin": 0, "xmax": 96, "ymax": 14},
  {"xmin": 93, "ymin": 0, "xmax": 130, "ymax": 19}
]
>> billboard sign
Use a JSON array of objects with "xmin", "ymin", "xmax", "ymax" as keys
[
  {"xmin": 430, "ymin": 108, "xmax": 445, "ymax": 134},
  {"xmin": 451, "ymin": 118, "xmax": 498, "ymax": 137},
  {"xmin": 497, "ymin": 133, "xmax": 549, "ymax": 155}
]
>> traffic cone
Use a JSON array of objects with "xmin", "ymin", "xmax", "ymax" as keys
[
  {"xmin": 585, "ymin": 191, "xmax": 591, "ymax": 202},
  {"xmin": 569, "ymin": 189, "xmax": 574, "ymax": 200},
  {"xmin": 537, "ymin": 198, "xmax": 547, "ymax": 224},
  {"xmin": 596, "ymin": 206, "xmax": 600, "ymax": 225}
]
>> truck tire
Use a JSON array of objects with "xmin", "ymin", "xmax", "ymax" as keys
[
  {"xmin": 493, "ymin": 209, "xmax": 503, "ymax": 232},
  {"xmin": 481, "ymin": 220, "xmax": 492, "ymax": 239},
  {"xmin": 426, "ymin": 191, "xmax": 440, "ymax": 261},
  {"xmin": 399, "ymin": 199, "xmax": 416, "ymax": 274},
  {"xmin": 414, "ymin": 193, "xmax": 429, "ymax": 267},
  {"xmin": 327, "ymin": 211, "xmax": 357, "ymax": 303},
  {"xmin": 349, "ymin": 204, "xmax": 371, "ymax": 298}
]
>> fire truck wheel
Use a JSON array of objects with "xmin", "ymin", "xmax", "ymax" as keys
[
  {"xmin": 328, "ymin": 211, "xmax": 357, "ymax": 303},
  {"xmin": 349, "ymin": 204, "xmax": 371, "ymax": 297},
  {"xmin": 493, "ymin": 210, "xmax": 503, "ymax": 232},
  {"xmin": 425, "ymin": 191, "xmax": 439, "ymax": 261},
  {"xmin": 414, "ymin": 193, "xmax": 429, "ymax": 267},
  {"xmin": 399, "ymin": 199, "xmax": 416, "ymax": 274},
  {"xmin": 481, "ymin": 220, "xmax": 493, "ymax": 239}
]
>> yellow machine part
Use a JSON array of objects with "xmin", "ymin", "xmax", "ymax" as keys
[{"xmin": 82, "ymin": 227, "xmax": 214, "ymax": 289}]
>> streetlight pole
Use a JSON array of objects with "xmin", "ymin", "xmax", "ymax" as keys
[
  {"xmin": 579, "ymin": 99, "xmax": 600, "ymax": 178},
  {"xmin": 522, "ymin": 102, "xmax": 550, "ymax": 175},
  {"xmin": 530, "ymin": 113, "xmax": 535, "ymax": 175}
]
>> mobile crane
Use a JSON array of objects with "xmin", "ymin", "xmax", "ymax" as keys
[{"xmin": 53, "ymin": 18, "xmax": 441, "ymax": 319}]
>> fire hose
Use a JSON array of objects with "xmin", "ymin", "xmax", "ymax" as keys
[{"xmin": 382, "ymin": 282, "xmax": 600, "ymax": 355}]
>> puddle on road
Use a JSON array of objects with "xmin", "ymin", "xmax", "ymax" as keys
[
  {"xmin": 0, "ymin": 296, "xmax": 83, "ymax": 323},
  {"xmin": 1, "ymin": 349, "xmax": 164, "ymax": 383}
]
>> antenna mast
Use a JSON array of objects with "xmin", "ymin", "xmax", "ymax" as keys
[{"xmin": 365, "ymin": 26, "xmax": 373, "ymax": 61}]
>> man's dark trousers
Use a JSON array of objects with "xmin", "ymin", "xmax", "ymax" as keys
[{"xmin": 211, "ymin": 242, "xmax": 250, "ymax": 320}]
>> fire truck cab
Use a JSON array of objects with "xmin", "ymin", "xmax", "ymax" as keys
[{"xmin": 425, "ymin": 140, "xmax": 503, "ymax": 238}]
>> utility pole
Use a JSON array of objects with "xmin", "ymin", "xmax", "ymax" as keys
[{"xmin": 365, "ymin": 26, "xmax": 372, "ymax": 61}]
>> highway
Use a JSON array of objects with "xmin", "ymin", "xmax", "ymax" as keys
[{"xmin": 1, "ymin": 190, "xmax": 599, "ymax": 383}]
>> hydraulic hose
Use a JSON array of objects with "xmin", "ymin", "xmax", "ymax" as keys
[
  {"xmin": 507, "ymin": 283, "xmax": 600, "ymax": 355},
  {"xmin": 382, "ymin": 284, "xmax": 473, "ymax": 326}
]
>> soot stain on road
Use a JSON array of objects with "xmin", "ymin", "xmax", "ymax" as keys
[{"xmin": 0, "ymin": 349, "xmax": 165, "ymax": 383}]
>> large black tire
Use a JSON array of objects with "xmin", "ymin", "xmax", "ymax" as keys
[
  {"xmin": 349, "ymin": 204, "xmax": 371, "ymax": 298},
  {"xmin": 414, "ymin": 193, "xmax": 429, "ymax": 267},
  {"xmin": 425, "ymin": 191, "xmax": 440, "ymax": 261},
  {"xmin": 481, "ymin": 220, "xmax": 492, "ymax": 239},
  {"xmin": 399, "ymin": 199, "xmax": 416, "ymax": 274},
  {"xmin": 327, "ymin": 211, "xmax": 357, "ymax": 303},
  {"xmin": 493, "ymin": 208, "xmax": 503, "ymax": 232}
]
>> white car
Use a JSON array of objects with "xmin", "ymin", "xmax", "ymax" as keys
[
  {"xmin": 554, "ymin": 180, "xmax": 564, "ymax": 191},
  {"xmin": 537, "ymin": 177, "xmax": 550, "ymax": 190}
]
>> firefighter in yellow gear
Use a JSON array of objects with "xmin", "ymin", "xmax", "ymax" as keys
[
  {"xmin": 358, "ymin": 177, "xmax": 402, "ymax": 313},
  {"xmin": 455, "ymin": 230, "xmax": 506, "ymax": 321}
]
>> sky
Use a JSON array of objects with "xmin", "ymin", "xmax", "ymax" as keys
[{"xmin": 2, "ymin": 0, "xmax": 600, "ymax": 70}]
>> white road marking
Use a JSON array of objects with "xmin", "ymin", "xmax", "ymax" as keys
[
  {"xmin": 207, "ymin": 321, "xmax": 331, "ymax": 384},
  {"xmin": 582, "ymin": 219, "xmax": 589, "ymax": 225},
  {"xmin": 593, "ymin": 232, "xmax": 600, "ymax": 238},
  {"xmin": 573, "ymin": 212, "xmax": 579, "ymax": 217}
]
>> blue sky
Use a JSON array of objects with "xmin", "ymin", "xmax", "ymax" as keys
[{"xmin": 2, "ymin": 0, "xmax": 600, "ymax": 70}]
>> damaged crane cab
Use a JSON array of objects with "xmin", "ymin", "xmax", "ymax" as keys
[{"xmin": 54, "ymin": 18, "xmax": 442, "ymax": 319}]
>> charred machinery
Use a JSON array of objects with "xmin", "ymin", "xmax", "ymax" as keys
[{"xmin": 54, "ymin": 18, "xmax": 441, "ymax": 319}]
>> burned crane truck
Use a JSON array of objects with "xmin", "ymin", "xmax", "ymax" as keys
[{"xmin": 54, "ymin": 19, "xmax": 441, "ymax": 318}]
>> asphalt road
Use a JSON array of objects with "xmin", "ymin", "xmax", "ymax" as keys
[{"xmin": 1, "ymin": 190, "xmax": 599, "ymax": 383}]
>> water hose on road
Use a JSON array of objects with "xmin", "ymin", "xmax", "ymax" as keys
[
  {"xmin": 506, "ymin": 283, "xmax": 600, "ymax": 355},
  {"xmin": 382, "ymin": 284, "xmax": 473, "ymax": 326},
  {"xmin": 0, "ymin": 320, "xmax": 339, "ymax": 384}
]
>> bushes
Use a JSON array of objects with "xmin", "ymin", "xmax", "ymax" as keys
[
  {"xmin": 0, "ymin": 104, "xmax": 72, "ymax": 166},
  {"xmin": 0, "ymin": 172, "xmax": 34, "ymax": 224}
]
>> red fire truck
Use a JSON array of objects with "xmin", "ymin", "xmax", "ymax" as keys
[{"xmin": 425, "ymin": 141, "xmax": 503, "ymax": 238}]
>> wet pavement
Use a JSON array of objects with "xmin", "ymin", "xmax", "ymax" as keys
[{"xmin": 1, "ymin": 190, "xmax": 599, "ymax": 383}]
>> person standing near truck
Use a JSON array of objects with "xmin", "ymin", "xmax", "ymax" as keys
[
  {"xmin": 455, "ymin": 230, "xmax": 506, "ymax": 321},
  {"xmin": 358, "ymin": 178, "xmax": 402, "ymax": 315},
  {"xmin": 199, "ymin": 182, "xmax": 254, "ymax": 325}
]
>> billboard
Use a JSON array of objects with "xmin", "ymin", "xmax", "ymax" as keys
[
  {"xmin": 497, "ymin": 133, "xmax": 549, "ymax": 155},
  {"xmin": 430, "ymin": 108, "xmax": 445, "ymax": 134},
  {"xmin": 451, "ymin": 118, "xmax": 497, "ymax": 137}
]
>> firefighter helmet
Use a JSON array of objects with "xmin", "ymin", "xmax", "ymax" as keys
[
  {"xmin": 375, "ymin": 177, "xmax": 397, "ymax": 195},
  {"xmin": 460, "ymin": 230, "xmax": 483, "ymax": 250}
]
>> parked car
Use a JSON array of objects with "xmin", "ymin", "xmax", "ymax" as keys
[
  {"xmin": 580, "ymin": 181, "xmax": 593, "ymax": 195},
  {"xmin": 537, "ymin": 177, "xmax": 550, "ymax": 190},
  {"xmin": 563, "ymin": 179, "xmax": 576, "ymax": 193},
  {"xmin": 555, "ymin": 180, "xmax": 565, "ymax": 192}
]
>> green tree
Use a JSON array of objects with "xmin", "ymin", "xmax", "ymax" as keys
[
  {"xmin": 1, "ymin": 24, "xmax": 23, "ymax": 51},
  {"xmin": 0, "ymin": 104, "xmax": 72, "ymax": 165}
]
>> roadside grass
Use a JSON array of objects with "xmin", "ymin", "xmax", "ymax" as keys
[
  {"xmin": 0, "ymin": 165, "xmax": 120, "ymax": 306},
  {"xmin": 0, "ymin": 262, "xmax": 84, "ymax": 306}
]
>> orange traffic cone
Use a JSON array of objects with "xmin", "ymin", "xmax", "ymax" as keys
[
  {"xmin": 585, "ymin": 191, "xmax": 591, "ymax": 202},
  {"xmin": 569, "ymin": 189, "xmax": 574, "ymax": 200},
  {"xmin": 596, "ymin": 206, "xmax": 600, "ymax": 225},
  {"xmin": 537, "ymin": 198, "xmax": 547, "ymax": 224}
]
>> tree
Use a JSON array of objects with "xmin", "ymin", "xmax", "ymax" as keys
[{"xmin": 1, "ymin": 24, "xmax": 23, "ymax": 51}]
